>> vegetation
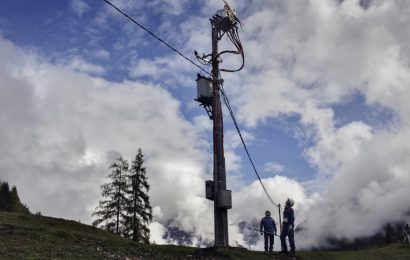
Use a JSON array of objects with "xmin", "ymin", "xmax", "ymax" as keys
[
  {"xmin": 92, "ymin": 149, "xmax": 152, "ymax": 243},
  {"xmin": 0, "ymin": 211, "xmax": 192, "ymax": 259},
  {"xmin": 0, "ymin": 180, "xmax": 29, "ymax": 214},
  {"xmin": 1, "ymin": 211, "xmax": 410, "ymax": 259},
  {"xmin": 93, "ymin": 156, "xmax": 129, "ymax": 234},
  {"xmin": 124, "ymin": 148, "xmax": 152, "ymax": 243}
]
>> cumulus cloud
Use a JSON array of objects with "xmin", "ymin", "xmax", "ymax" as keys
[
  {"xmin": 298, "ymin": 127, "xmax": 410, "ymax": 248},
  {"xmin": 0, "ymin": 35, "xmax": 215, "ymax": 242},
  {"xmin": 226, "ymin": 0, "xmax": 410, "ymax": 249},
  {"xmin": 264, "ymin": 162, "xmax": 284, "ymax": 174},
  {"xmin": 3, "ymin": 0, "xmax": 410, "ymax": 251}
]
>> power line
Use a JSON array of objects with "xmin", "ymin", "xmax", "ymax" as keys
[
  {"xmin": 103, "ymin": 0, "xmax": 279, "ymax": 209},
  {"xmin": 220, "ymin": 83, "xmax": 279, "ymax": 208},
  {"xmin": 103, "ymin": 0, "xmax": 211, "ymax": 77}
]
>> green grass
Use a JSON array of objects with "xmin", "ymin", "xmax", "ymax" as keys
[
  {"xmin": 0, "ymin": 211, "xmax": 194, "ymax": 259},
  {"xmin": 1, "ymin": 211, "xmax": 409, "ymax": 259},
  {"xmin": 299, "ymin": 244, "xmax": 410, "ymax": 260}
]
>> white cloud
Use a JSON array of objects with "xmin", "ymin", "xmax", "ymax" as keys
[
  {"xmin": 128, "ymin": 55, "xmax": 194, "ymax": 88},
  {"xmin": 0, "ymin": 35, "xmax": 214, "ymax": 242},
  {"xmin": 61, "ymin": 55, "xmax": 106, "ymax": 75},
  {"xmin": 70, "ymin": 0, "xmax": 89, "ymax": 17},
  {"xmin": 230, "ymin": 175, "xmax": 316, "ymax": 250},
  {"xmin": 3, "ymin": 0, "xmax": 410, "ymax": 250},
  {"xmin": 225, "ymin": 0, "xmax": 410, "ymax": 249},
  {"xmin": 93, "ymin": 49, "xmax": 110, "ymax": 60},
  {"xmin": 99, "ymin": 0, "xmax": 410, "ymax": 248},
  {"xmin": 264, "ymin": 162, "xmax": 284, "ymax": 174},
  {"xmin": 298, "ymin": 127, "xmax": 410, "ymax": 248},
  {"xmin": 149, "ymin": 221, "xmax": 167, "ymax": 244},
  {"xmin": 152, "ymin": 0, "xmax": 191, "ymax": 16}
]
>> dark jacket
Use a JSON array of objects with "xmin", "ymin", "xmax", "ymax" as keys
[
  {"xmin": 283, "ymin": 207, "xmax": 295, "ymax": 226},
  {"xmin": 260, "ymin": 216, "xmax": 277, "ymax": 233}
]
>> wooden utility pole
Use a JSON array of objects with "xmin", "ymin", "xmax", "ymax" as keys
[
  {"xmin": 211, "ymin": 22, "xmax": 229, "ymax": 247},
  {"xmin": 195, "ymin": 3, "xmax": 244, "ymax": 247}
]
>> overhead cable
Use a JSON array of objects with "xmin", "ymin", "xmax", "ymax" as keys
[
  {"xmin": 103, "ymin": 0, "xmax": 277, "ymax": 209},
  {"xmin": 103, "ymin": 0, "xmax": 211, "ymax": 77},
  {"xmin": 218, "ymin": 27, "xmax": 244, "ymax": 72},
  {"xmin": 220, "ymin": 83, "xmax": 279, "ymax": 208}
]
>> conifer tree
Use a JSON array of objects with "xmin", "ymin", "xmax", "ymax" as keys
[
  {"xmin": 0, "ymin": 181, "xmax": 29, "ymax": 213},
  {"xmin": 10, "ymin": 186, "xmax": 30, "ymax": 213},
  {"xmin": 92, "ymin": 157, "xmax": 129, "ymax": 234},
  {"xmin": 0, "ymin": 181, "xmax": 11, "ymax": 211},
  {"xmin": 124, "ymin": 149, "xmax": 152, "ymax": 243}
]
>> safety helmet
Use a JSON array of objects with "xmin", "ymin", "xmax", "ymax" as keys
[
  {"xmin": 265, "ymin": 210, "xmax": 271, "ymax": 216},
  {"xmin": 285, "ymin": 198, "xmax": 294, "ymax": 207}
]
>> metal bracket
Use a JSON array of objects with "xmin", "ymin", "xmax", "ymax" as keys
[{"xmin": 202, "ymin": 104, "xmax": 213, "ymax": 120}]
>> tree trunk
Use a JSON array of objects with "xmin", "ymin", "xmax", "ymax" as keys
[
  {"xmin": 132, "ymin": 192, "xmax": 137, "ymax": 241},
  {"xmin": 116, "ymin": 169, "xmax": 121, "ymax": 234}
]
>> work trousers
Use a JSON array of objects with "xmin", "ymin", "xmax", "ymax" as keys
[
  {"xmin": 404, "ymin": 234, "xmax": 410, "ymax": 244},
  {"xmin": 280, "ymin": 224, "xmax": 295, "ymax": 252},
  {"xmin": 264, "ymin": 233, "xmax": 274, "ymax": 252}
]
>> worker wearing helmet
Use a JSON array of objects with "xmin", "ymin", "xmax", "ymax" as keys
[
  {"xmin": 280, "ymin": 198, "xmax": 296, "ymax": 254},
  {"xmin": 260, "ymin": 210, "xmax": 277, "ymax": 252}
]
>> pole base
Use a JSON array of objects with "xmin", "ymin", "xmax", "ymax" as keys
[{"xmin": 193, "ymin": 246, "xmax": 247, "ymax": 258}]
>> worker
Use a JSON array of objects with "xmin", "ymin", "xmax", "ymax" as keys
[
  {"xmin": 403, "ymin": 224, "xmax": 410, "ymax": 245},
  {"xmin": 280, "ymin": 198, "xmax": 295, "ymax": 254},
  {"xmin": 260, "ymin": 210, "xmax": 277, "ymax": 252}
]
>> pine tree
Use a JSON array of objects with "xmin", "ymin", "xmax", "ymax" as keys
[
  {"xmin": 10, "ymin": 186, "xmax": 30, "ymax": 214},
  {"xmin": 0, "ymin": 181, "xmax": 29, "ymax": 213},
  {"xmin": 124, "ymin": 149, "xmax": 152, "ymax": 243},
  {"xmin": 92, "ymin": 156, "xmax": 129, "ymax": 234},
  {"xmin": 0, "ymin": 181, "xmax": 11, "ymax": 211}
]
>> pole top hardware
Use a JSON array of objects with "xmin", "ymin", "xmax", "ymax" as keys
[{"xmin": 211, "ymin": 1, "xmax": 243, "ymax": 32}]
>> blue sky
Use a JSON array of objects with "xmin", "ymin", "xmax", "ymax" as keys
[
  {"xmin": 1, "ymin": 0, "xmax": 410, "ymax": 249},
  {"xmin": 0, "ymin": 0, "xmax": 318, "ymax": 182}
]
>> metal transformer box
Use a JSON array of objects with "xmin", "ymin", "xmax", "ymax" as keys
[
  {"xmin": 217, "ymin": 189, "xmax": 232, "ymax": 209},
  {"xmin": 205, "ymin": 180, "xmax": 214, "ymax": 200},
  {"xmin": 196, "ymin": 75, "xmax": 212, "ymax": 105}
]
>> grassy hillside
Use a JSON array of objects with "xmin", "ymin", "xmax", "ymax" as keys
[{"xmin": 1, "ymin": 211, "xmax": 409, "ymax": 259}]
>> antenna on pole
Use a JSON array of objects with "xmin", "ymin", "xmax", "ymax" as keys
[{"xmin": 194, "ymin": 0, "xmax": 244, "ymax": 247}]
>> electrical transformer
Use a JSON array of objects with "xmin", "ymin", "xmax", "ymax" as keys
[
  {"xmin": 205, "ymin": 180, "xmax": 214, "ymax": 200},
  {"xmin": 195, "ymin": 74, "xmax": 212, "ymax": 106},
  {"xmin": 217, "ymin": 189, "xmax": 232, "ymax": 209}
]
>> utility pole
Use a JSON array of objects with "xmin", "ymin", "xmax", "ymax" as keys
[
  {"xmin": 195, "ymin": 2, "xmax": 243, "ymax": 247},
  {"xmin": 210, "ymin": 19, "xmax": 229, "ymax": 247}
]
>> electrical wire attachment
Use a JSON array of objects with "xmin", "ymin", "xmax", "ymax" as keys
[
  {"xmin": 223, "ymin": 0, "xmax": 244, "ymax": 30},
  {"xmin": 207, "ymin": 2, "xmax": 245, "ymax": 73}
]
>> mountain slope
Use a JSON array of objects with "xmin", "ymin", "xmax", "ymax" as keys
[
  {"xmin": 1, "ymin": 211, "xmax": 409, "ymax": 259},
  {"xmin": 0, "ymin": 211, "xmax": 194, "ymax": 259}
]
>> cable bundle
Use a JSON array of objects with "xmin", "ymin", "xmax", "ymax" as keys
[{"xmin": 219, "ymin": 26, "xmax": 244, "ymax": 73}]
